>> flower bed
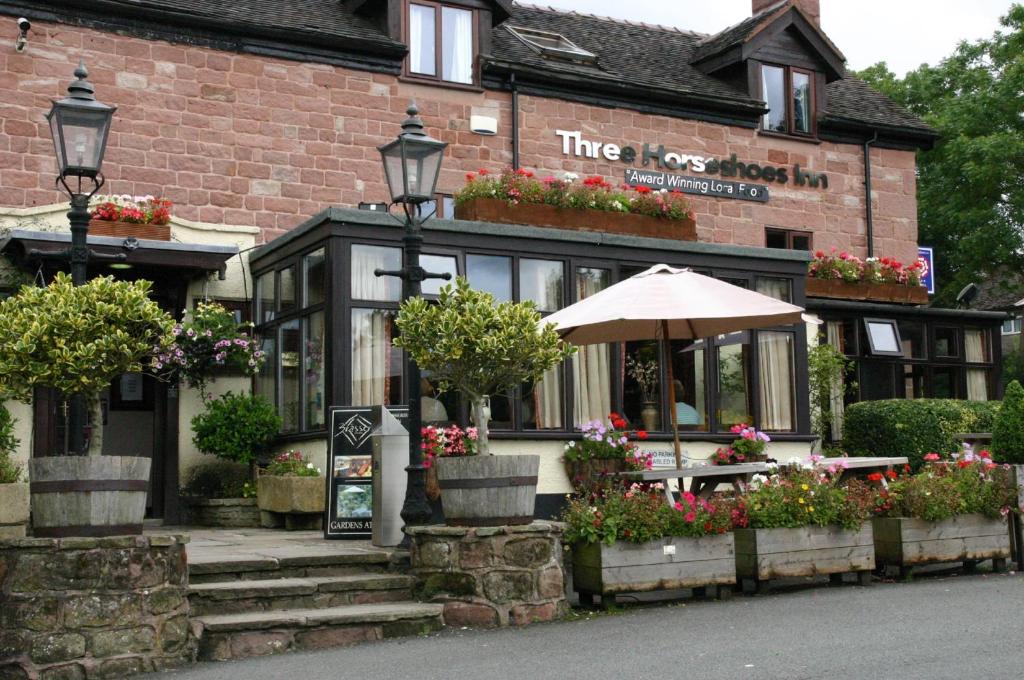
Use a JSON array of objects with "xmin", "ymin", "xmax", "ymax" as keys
[
  {"xmin": 807, "ymin": 248, "xmax": 928, "ymax": 304},
  {"xmin": 562, "ymin": 414, "xmax": 651, "ymax": 491},
  {"xmin": 454, "ymin": 169, "xmax": 697, "ymax": 241}
]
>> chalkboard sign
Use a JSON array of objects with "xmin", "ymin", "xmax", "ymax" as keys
[{"xmin": 324, "ymin": 405, "xmax": 408, "ymax": 539}]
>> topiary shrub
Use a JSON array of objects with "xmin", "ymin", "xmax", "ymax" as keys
[
  {"xmin": 843, "ymin": 399, "xmax": 1002, "ymax": 470},
  {"xmin": 191, "ymin": 392, "xmax": 281, "ymax": 466},
  {"xmin": 0, "ymin": 403, "xmax": 21, "ymax": 483},
  {"xmin": 992, "ymin": 380, "xmax": 1024, "ymax": 463}
]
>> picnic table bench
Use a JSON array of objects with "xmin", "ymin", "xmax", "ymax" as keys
[{"xmin": 953, "ymin": 432, "xmax": 992, "ymax": 449}]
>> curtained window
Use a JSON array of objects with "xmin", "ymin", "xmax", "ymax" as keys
[
  {"xmin": 573, "ymin": 268, "xmax": 612, "ymax": 427},
  {"xmin": 351, "ymin": 245, "xmax": 401, "ymax": 301},
  {"xmin": 281, "ymin": 320, "xmax": 301, "ymax": 433},
  {"xmin": 964, "ymin": 329, "xmax": 989, "ymax": 401},
  {"xmin": 825, "ymin": 321, "xmax": 845, "ymax": 439},
  {"xmin": 441, "ymin": 7, "xmax": 473, "ymax": 84},
  {"xmin": 716, "ymin": 333, "xmax": 752, "ymax": 429},
  {"xmin": 408, "ymin": 3, "xmax": 476, "ymax": 85},
  {"xmin": 755, "ymin": 277, "xmax": 792, "ymax": 303},
  {"xmin": 674, "ymin": 340, "xmax": 707, "ymax": 432},
  {"xmin": 521, "ymin": 259, "xmax": 564, "ymax": 430},
  {"xmin": 758, "ymin": 331, "xmax": 795, "ymax": 431},
  {"xmin": 305, "ymin": 311, "xmax": 325, "ymax": 429},
  {"xmin": 351, "ymin": 309, "xmax": 400, "ymax": 407}
]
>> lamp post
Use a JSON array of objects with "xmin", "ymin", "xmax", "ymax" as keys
[
  {"xmin": 46, "ymin": 62, "xmax": 116, "ymax": 455},
  {"xmin": 376, "ymin": 103, "xmax": 450, "ymax": 540}
]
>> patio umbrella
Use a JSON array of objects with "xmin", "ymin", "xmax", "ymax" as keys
[{"xmin": 543, "ymin": 264, "xmax": 807, "ymax": 469}]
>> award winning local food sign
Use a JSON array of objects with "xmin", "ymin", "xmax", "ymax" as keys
[{"xmin": 556, "ymin": 130, "xmax": 830, "ymax": 201}]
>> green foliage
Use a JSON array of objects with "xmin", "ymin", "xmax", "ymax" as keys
[
  {"xmin": 1001, "ymin": 349, "xmax": 1024, "ymax": 390},
  {"xmin": 856, "ymin": 6, "xmax": 1024, "ymax": 304},
  {"xmin": 0, "ymin": 403, "xmax": 21, "ymax": 483},
  {"xmin": 874, "ymin": 455, "xmax": 1016, "ymax": 521},
  {"xmin": 182, "ymin": 460, "xmax": 253, "ymax": 499},
  {"xmin": 807, "ymin": 344, "xmax": 856, "ymax": 440},
  {"xmin": 394, "ymin": 277, "xmax": 575, "ymax": 453},
  {"xmin": 191, "ymin": 392, "xmax": 281, "ymax": 465},
  {"xmin": 0, "ymin": 273, "xmax": 174, "ymax": 403},
  {"xmin": 740, "ymin": 466, "xmax": 870, "ymax": 531},
  {"xmin": 992, "ymin": 379, "xmax": 1024, "ymax": 463},
  {"xmin": 843, "ymin": 399, "xmax": 1002, "ymax": 470}
]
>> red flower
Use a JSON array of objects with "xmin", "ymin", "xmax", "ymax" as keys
[
  {"xmin": 636, "ymin": 430, "xmax": 648, "ymax": 440},
  {"xmin": 635, "ymin": 186, "xmax": 652, "ymax": 194},
  {"xmin": 465, "ymin": 172, "xmax": 475, "ymax": 181},
  {"xmin": 867, "ymin": 472, "xmax": 883, "ymax": 482},
  {"xmin": 957, "ymin": 459, "xmax": 970, "ymax": 469},
  {"xmin": 885, "ymin": 470, "xmax": 897, "ymax": 480},
  {"xmin": 979, "ymin": 449, "xmax": 992, "ymax": 460},
  {"xmin": 478, "ymin": 168, "xmax": 488, "ymax": 175}
]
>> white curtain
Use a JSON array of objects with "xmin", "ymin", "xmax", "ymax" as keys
[
  {"xmin": 573, "ymin": 269, "xmax": 611, "ymax": 426},
  {"xmin": 351, "ymin": 309, "xmax": 392, "ymax": 406},
  {"xmin": 758, "ymin": 331, "xmax": 794, "ymax": 431},
  {"xmin": 826, "ymin": 321, "xmax": 845, "ymax": 439},
  {"xmin": 351, "ymin": 246, "xmax": 398, "ymax": 301},
  {"xmin": 442, "ymin": 7, "xmax": 473, "ymax": 84},
  {"xmin": 755, "ymin": 277, "xmax": 791, "ymax": 303},
  {"xmin": 533, "ymin": 367, "xmax": 563, "ymax": 429},
  {"xmin": 964, "ymin": 329, "xmax": 989, "ymax": 401},
  {"xmin": 409, "ymin": 4, "xmax": 434, "ymax": 76}
]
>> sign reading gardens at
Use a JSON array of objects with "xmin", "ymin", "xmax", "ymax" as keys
[{"xmin": 556, "ymin": 130, "xmax": 830, "ymax": 201}]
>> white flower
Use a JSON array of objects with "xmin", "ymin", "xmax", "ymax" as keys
[
  {"xmin": 567, "ymin": 440, "xmax": 576, "ymax": 447},
  {"xmin": 564, "ymin": 172, "xmax": 579, "ymax": 182},
  {"xmin": 306, "ymin": 462, "xmax": 314, "ymax": 469},
  {"xmin": 765, "ymin": 462, "xmax": 778, "ymax": 472}
]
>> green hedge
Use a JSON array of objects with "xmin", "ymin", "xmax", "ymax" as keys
[
  {"xmin": 992, "ymin": 380, "xmax": 1024, "ymax": 464},
  {"xmin": 843, "ymin": 399, "xmax": 1002, "ymax": 470}
]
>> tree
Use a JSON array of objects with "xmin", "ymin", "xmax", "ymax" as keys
[
  {"xmin": 394, "ymin": 277, "xmax": 576, "ymax": 455},
  {"xmin": 857, "ymin": 6, "xmax": 1024, "ymax": 304}
]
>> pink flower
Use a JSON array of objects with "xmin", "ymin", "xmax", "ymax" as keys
[
  {"xmin": 684, "ymin": 511, "xmax": 696, "ymax": 523},
  {"xmin": 923, "ymin": 453, "xmax": 940, "ymax": 462}
]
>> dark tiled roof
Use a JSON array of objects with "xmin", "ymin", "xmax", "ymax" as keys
[
  {"xmin": 691, "ymin": 0, "xmax": 790, "ymax": 63},
  {"xmin": 823, "ymin": 77, "xmax": 933, "ymax": 133},
  {"xmin": 975, "ymin": 269, "xmax": 1024, "ymax": 312}
]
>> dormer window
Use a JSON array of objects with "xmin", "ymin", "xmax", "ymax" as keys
[
  {"xmin": 761, "ymin": 64, "xmax": 814, "ymax": 136},
  {"xmin": 407, "ymin": 2, "xmax": 476, "ymax": 85},
  {"xmin": 506, "ymin": 26, "xmax": 597, "ymax": 65}
]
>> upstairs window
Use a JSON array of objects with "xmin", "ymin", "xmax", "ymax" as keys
[
  {"xmin": 506, "ymin": 26, "xmax": 597, "ymax": 64},
  {"xmin": 408, "ymin": 2, "xmax": 475, "ymax": 85},
  {"xmin": 765, "ymin": 227, "xmax": 812, "ymax": 251},
  {"xmin": 761, "ymin": 64, "xmax": 814, "ymax": 136}
]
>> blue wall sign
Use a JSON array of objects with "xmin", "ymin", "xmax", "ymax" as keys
[{"xmin": 917, "ymin": 247, "xmax": 935, "ymax": 295}]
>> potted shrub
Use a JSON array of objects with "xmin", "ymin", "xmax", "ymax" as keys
[
  {"xmin": 192, "ymin": 391, "xmax": 281, "ymax": 470},
  {"xmin": 257, "ymin": 450, "xmax": 325, "ymax": 530},
  {"xmin": 89, "ymin": 194, "xmax": 173, "ymax": 240},
  {"xmin": 562, "ymin": 414, "xmax": 652, "ymax": 491},
  {"xmin": 733, "ymin": 461, "xmax": 875, "ymax": 593},
  {"xmin": 395, "ymin": 277, "xmax": 575, "ymax": 526},
  {"xmin": 868, "ymin": 450, "xmax": 1016, "ymax": 577},
  {"xmin": 180, "ymin": 460, "xmax": 259, "ymax": 527},
  {"xmin": 0, "ymin": 402, "xmax": 28, "ymax": 538},
  {"xmin": 454, "ymin": 168, "xmax": 697, "ymax": 241},
  {"xmin": 711, "ymin": 424, "xmax": 772, "ymax": 465},
  {"xmin": 564, "ymin": 483, "xmax": 738, "ymax": 606},
  {"xmin": 0, "ymin": 274, "xmax": 174, "ymax": 536}
]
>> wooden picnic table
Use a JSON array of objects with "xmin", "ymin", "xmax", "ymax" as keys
[
  {"xmin": 620, "ymin": 456, "xmax": 909, "ymax": 504},
  {"xmin": 953, "ymin": 432, "xmax": 992, "ymax": 449}
]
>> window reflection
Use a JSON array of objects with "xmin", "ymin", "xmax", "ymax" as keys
[{"xmin": 467, "ymin": 254, "xmax": 512, "ymax": 302}]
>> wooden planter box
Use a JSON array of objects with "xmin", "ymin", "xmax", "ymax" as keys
[
  {"xmin": 573, "ymin": 533, "xmax": 736, "ymax": 605},
  {"xmin": 88, "ymin": 218, "xmax": 171, "ymax": 241},
  {"xmin": 257, "ymin": 475, "xmax": 325, "ymax": 531},
  {"xmin": 806, "ymin": 277, "xmax": 928, "ymax": 304},
  {"xmin": 455, "ymin": 198, "xmax": 697, "ymax": 241},
  {"xmin": 873, "ymin": 514, "xmax": 1010, "ymax": 576},
  {"xmin": 0, "ymin": 482, "xmax": 29, "ymax": 539},
  {"xmin": 735, "ymin": 523, "xmax": 875, "ymax": 592},
  {"xmin": 436, "ymin": 454, "xmax": 539, "ymax": 527}
]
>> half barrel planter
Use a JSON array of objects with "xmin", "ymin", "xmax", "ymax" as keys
[
  {"xmin": 435, "ymin": 454, "xmax": 539, "ymax": 527},
  {"xmin": 573, "ymin": 533, "xmax": 736, "ymax": 606},
  {"xmin": 805, "ymin": 277, "xmax": 928, "ymax": 305},
  {"xmin": 28, "ymin": 455, "xmax": 151, "ymax": 537},
  {"xmin": 455, "ymin": 199, "xmax": 697, "ymax": 241},
  {"xmin": 734, "ymin": 523, "xmax": 875, "ymax": 594},
  {"xmin": 0, "ymin": 482, "xmax": 30, "ymax": 538},
  {"xmin": 873, "ymin": 514, "xmax": 1011, "ymax": 577},
  {"xmin": 257, "ymin": 475, "xmax": 326, "ymax": 530},
  {"xmin": 88, "ymin": 218, "xmax": 171, "ymax": 241}
]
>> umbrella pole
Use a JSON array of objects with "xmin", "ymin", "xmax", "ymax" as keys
[{"xmin": 662, "ymin": 319, "xmax": 682, "ymax": 470}]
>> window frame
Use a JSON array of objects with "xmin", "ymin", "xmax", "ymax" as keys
[
  {"xmin": 863, "ymin": 318, "xmax": 905, "ymax": 357},
  {"xmin": 759, "ymin": 62, "xmax": 817, "ymax": 139},
  {"xmin": 765, "ymin": 226, "xmax": 812, "ymax": 251},
  {"xmin": 403, "ymin": 0, "xmax": 479, "ymax": 87}
]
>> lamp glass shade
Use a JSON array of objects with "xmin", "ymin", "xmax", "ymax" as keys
[
  {"xmin": 378, "ymin": 136, "xmax": 446, "ymax": 204},
  {"xmin": 46, "ymin": 99, "xmax": 115, "ymax": 179}
]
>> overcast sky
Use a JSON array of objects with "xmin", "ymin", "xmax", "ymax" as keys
[{"xmin": 523, "ymin": 0, "xmax": 1016, "ymax": 75}]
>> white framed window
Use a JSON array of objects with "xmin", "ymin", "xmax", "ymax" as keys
[
  {"xmin": 407, "ymin": 2, "xmax": 475, "ymax": 85},
  {"xmin": 1002, "ymin": 317, "xmax": 1021, "ymax": 335}
]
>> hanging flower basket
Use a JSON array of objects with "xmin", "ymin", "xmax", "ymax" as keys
[{"xmin": 806, "ymin": 277, "xmax": 928, "ymax": 304}]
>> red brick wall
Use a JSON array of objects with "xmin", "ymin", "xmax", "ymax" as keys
[{"xmin": 0, "ymin": 16, "xmax": 918, "ymax": 261}]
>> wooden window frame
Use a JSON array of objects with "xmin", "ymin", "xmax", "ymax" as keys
[
  {"xmin": 403, "ymin": 0, "xmax": 479, "ymax": 87},
  {"xmin": 765, "ymin": 226, "xmax": 813, "ymax": 251},
  {"xmin": 760, "ymin": 62, "xmax": 817, "ymax": 139}
]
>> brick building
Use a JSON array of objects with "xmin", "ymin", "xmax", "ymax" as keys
[{"xmin": 0, "ymin": 0, "xmax": 1005, "ymax": 520}]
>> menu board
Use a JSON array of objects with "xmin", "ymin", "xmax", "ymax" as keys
[{"xmin": 324, "ymin": 405, "xmax": 408, "ymax": 539}]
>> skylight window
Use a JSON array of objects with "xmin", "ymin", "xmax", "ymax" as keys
[{"xmin": 506, "ymin": 26, "xmax": 597, "ymax": 64}]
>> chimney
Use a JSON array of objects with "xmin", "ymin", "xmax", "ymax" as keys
[{"xmin": 752, "ymin": 0, "xmax": 820, "ymax": 26}]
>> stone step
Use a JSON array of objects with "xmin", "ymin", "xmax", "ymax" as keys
[
  {"xmin": 188, "ymin": 547, "xmax": 394, "ymax": 583},
  {"xmin": 195, "ymin": 602, "xmax": 445, "ymax": 661},
  {"xmin": 188, "ymin": 574, "xmax": 417, "ymax": 615}
]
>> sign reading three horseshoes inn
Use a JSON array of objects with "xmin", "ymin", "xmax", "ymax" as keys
[{"xmin": 556, "ymin": 129, "xmax": 831, "ymax": 204}]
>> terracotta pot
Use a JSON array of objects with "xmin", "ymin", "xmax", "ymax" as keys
[
  {"xmin": 806, "ymin": 277, "xmax": 928, "ymax": 304},
  {"xmin": 455, "ymin": 198, "xmax": 697, "ymax": 241},
  {"xmin": 88, "ymin": 219, "xmax": 171, "ymax": 241}
]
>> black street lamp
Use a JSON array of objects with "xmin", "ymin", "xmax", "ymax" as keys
[
  {"xmin": 376, "ymin": 103, "xmax": 450, "ymax": 540},
  {"xmin": 46, "ymin": 62, "xmax": 116, "ymax": 455}
]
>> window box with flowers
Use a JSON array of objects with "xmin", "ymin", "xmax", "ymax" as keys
[
  {"xmin": 806, "ymin": 248, "xmax": 928, "ymax": 304},
  {"xmin": 733, "ymin": 459, "xmax": 876, "ymax": 593},
  {"xmin": 257, "ymin": 450, "xmax": 325, "ymax": 531},
  {"xmin": 867, "ymin": 450, "xmax": 1015, "ymax": 577},
  {"xmin": 561, "ymin": 414, "xmax": 652, "ymax": 492},
  {"xmin": 453, "ymin": 168, "xmax": 697, "ymax": 241},
  {"xmin": 563, "ymin": 483, "xmax": 738, "ymax": 605},
  {"xmin": 89, "ymin": 194, "xmax": 173, "ymax": 241}
]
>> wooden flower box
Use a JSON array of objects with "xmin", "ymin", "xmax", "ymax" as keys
[
  {"xmin": 873, "ymin": 514, "xmax": 1010, "ymax": 577},
  {"xmin": 734, "ymin": 523, "xmax": 875, "ymax": 593},
  {"xmin": 572, "ymin": 533, "xmax": 736, "ymax": 605},
  {"xmin": 806, "ymin": 277, "xmax": 928, "ymax": 304},
  {"xmin": 88, "ymin": 219, "xmax": 171, "ymax": 241},
  {"xmin": 455, "ymin": 198, "xmax": 697, "ymax": 241}
]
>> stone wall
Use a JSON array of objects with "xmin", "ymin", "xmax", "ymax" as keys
[
  {"xmin": 0, "ymin": 16, "xmax": 918, "ymax": 260},
  {"xmin": 408, "ymin": 522, "xmax": 567, "ymax": 628},
  {"xmin": 182, "ymin": 498, "xmax": 260, "ymax": 528},
  {"xmin": 0, "ymin": 534, "xmax": 194, "ymax": 679}
]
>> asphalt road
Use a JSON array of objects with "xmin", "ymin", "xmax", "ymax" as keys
[{"xmin": 153, "ymin": 571, "xmax": 1023, "ymax": 680}]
